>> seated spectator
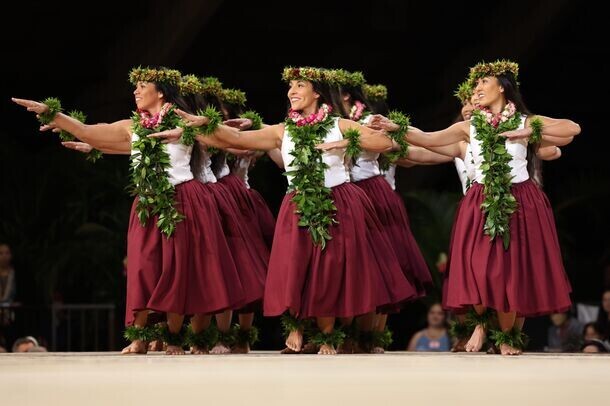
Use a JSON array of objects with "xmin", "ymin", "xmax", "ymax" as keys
[
  {"xmin": 596, "ymin": 289, "xmax": 610, "ymax": 338},
  {"xmin": 546, "ymin": 312, "xmax": 583, "ymax": 352},
  {"xmin": 407, "ymin": 303, "xmax": 451, "ymax": 352},
  {"xmin": 0, "ymin": 242, "xmax": 16, "ymax": 303},
  {"xmin": 581, "ymin": 339, "xmax": 610, "ymax": 354},
  {"xmin": 12, "ymin": 336, "xmax": 40, "ymax": 352},
  {"xmin": 583, "ymin": 322, "xmax": 605, "ymax": 342}
]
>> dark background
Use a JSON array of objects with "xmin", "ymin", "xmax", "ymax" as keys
[{"xmin": 1, "ymin": 0, "xmax": 608, "ymax": 350}]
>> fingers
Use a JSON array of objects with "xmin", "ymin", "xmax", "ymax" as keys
[
  {"xmin": 40, "ymin": 125, "xmax": 53, "ymax": 132},
  {"xmin": 11, "ymin": 98, "xmax": 34, "ymax": 107}
]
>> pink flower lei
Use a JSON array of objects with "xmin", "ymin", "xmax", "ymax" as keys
[
  {"xmin": 478, "ymin": 101, "xmax": 516, "ymax": 128},
  {"xmin": 288, "ymin": 103, "xmax": 332, "ymax": 127},
  {"xmin": 138, "ymin": 102, "xmax": 173, "ymax": 129},
  {"xmin": 349, "ymin": 100, "xmax": 366, "ymax": 121}
]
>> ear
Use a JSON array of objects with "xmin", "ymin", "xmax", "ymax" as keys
[
  {"xmin": 157, "ymin": 91, "xmax": 164, "ymax": 100},
  {"xmin": 343, "ymin": 93, "xmax": 351, "ymax": 102},
  {"xmin": 499, "ymin": 86, "xmax": 504, "ymax": 94},
  {"xmin": 313, "ymin": 91, "xmax": 320, "ymax": 100}
]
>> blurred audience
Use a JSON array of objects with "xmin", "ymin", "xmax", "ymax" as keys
[
  {"xmin": 596, "ymin": 289, "xmax": 610, "ymax": 338},
  {"xmin": 582, "ymin": 322, "xmax": 605, "ymax": 342},
  {"xmin": 546, "ymin": 312, "xmax": 582, "ymax": 352},
  {"xmin": 407, "ymin": 303, "xmax": 451, "ymax": 352},
  {"xmin": 581, "ymin": 339, "xmax": 610, "ymax": 354},
  {"xmin": 0, "ymin": 242, "xmax": 16, "ymax": 303},
  {"xmin": 11, "ymin": 336, "xmax": 47, "ymax": 352}
]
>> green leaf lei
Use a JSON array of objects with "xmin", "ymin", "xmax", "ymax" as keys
[
  {"xmin": 38, "ymin": 97, "xmax": 62, "ymax": 125},
  {"xmin": 529, "ymin": 116, "xmax": 543, "ymax": 144},
  {"xmin": 471, "ymin": 109, "xmax": 523, "ymax": 249},
  {"xmin": 379, "ymin": 111, "xmax": 410, "ymax": 171},
  {"xmin": 284, "ymin": 114, "xmax": 338, "ymax": 249},
  {"xmin": 344, "ymin": 128, "xmax": 362, "ymax": 159},
  {"xmin": 239, "ymin": 111, "xmax": 263, "ymax": 130},
  {"xmin": 129, "ymin": 105, "xmax": 192, "ymax": 238},
  {"xmin": 59, "ymin": 110, "xmax": 103, "ymax": 163}
]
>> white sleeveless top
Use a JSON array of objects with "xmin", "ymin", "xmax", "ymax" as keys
[
  {"xmin": 382, "ymin": 164, "xmax": 397, "ymax": 190},
  {"xmin": 232, "ymin": 157, "xmax": 251, "ymax": 189},
  {"xmin": 281, "ymin": 117, "xmax": 350, "ymax": 189},
  {"xmin": 455, "ymin": 143, "xmax": 475, "ymax": 195},
  {"xmin": 470, "ymin": 115, "xmax": 529, "ymax": 184},
  {"xmin": 192, "ymin": 143, "xmax": 217, "ymax": 184},
  {"xmin": 350, "ymin": 115, "xmax": 381, "ymax": 182},
  {"xmin": 131, "ymin": 133, "xmax": 193, "ymax": 186},
  {"xmin": 216, "ymin": 155, "xmax": 230, "ymax": 180}
]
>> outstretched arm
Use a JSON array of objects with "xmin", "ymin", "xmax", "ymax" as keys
[
  {"xmin": 339, "ymin": 118, "xmax": 393, "ymax": 152},
  {"xmin": 368, "ymin": 114, "xmax": 470, "ymax": 147},
  {"xmin": 401, "ymin": 146, "xmax": 455, "ymax": 165},
  {"xmin": 12, "ymin": 98, "xmax": 131, "ymax": 151},
  {"xmin": 501, "ymin": 115, "xmax": 581, "ymax": 146}
]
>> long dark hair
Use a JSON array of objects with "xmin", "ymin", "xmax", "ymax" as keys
[
  {"xmin": 152, "ymin": 81, "xmax": 191, "ymax": 113},
  {"xmin": 337, "ymin": 84, "xmax": 370, "ymax": 119},
  {"xmin": 496, "ymin": 73, "xmax": 543, "ymax": 187}
]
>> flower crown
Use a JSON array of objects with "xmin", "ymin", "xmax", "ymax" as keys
[
  {"xmin": 220, "ymin": 88, "xmax": 247, "ymax": 107},
  {"xmin": 363, "ymin": 84, "xmax": 388, "ymax": 101},
  {"xmin": 454, "ymin": 79, "xmax": 474, "ymax": 104},
  {"xmin": 331, "ymin": 69, "xmax": 366, "ymax": 88},
  {"xmin": 468, "ymin": 59, "xmax": 519, "ymax": 83},
  {"xmin": 200, "ymin": 76, "xmax": 224, "ymax": 97},
  {"xmin": 129, "ymin": 66, "xmax": 182, "ymax": 87},
  {"xmin": 282, "ymin": 66, "xmax": 330, "ymax": 83},
  {"xmin": 179, "ymin": 74, "xmax": 205, "ymax": 96}
]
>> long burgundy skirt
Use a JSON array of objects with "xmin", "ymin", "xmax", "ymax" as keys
[
  {"xmin": 219, "ymin": 174, "xmax": 276, "ymax": 249},
  {"xmin": 442, "ymin": 180, "xmax": 572, "ymax": 317},
  {"xmin": 125, "ymin": 180, "xmax": 245, "ymax": 326},
  {"xmin": 264, "ymin": 182, "xmax": 417, "ymax": 318},
  {"xmin": 355, "ymin": 175, "xmax": 432, "ymax": 296},
  {"xmin": 209, "ymin": 176, "xmax": 269, "ymax": 308}
]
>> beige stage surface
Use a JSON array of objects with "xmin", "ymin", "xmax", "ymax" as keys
[{"xmin": 1, "ymin": 352, "xmax": 609, "ymax": 406}]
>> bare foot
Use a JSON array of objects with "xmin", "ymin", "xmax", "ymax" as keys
[
  {"xmin": 121, "ymin": 340, "xmax": 147, "ymax": 355},
  {"xmin": 337, "ymin": 338, "xmax": 354, "ymax": 354},
  {"xmin": 190, "ymin": 345, "xmax": 208, "ymax": 355},
  {"xmin": 232, "ymin": 342, "xmax": 250, "ymax": 354},
  {"xmin": 148, "ymin": 339, "xmax": 165, "ymax": 352},
  {"xmin": 210, "ymin": 342, "xmax": 231, "ymax": 354},
  {"xmin": 301, "ymin": 342, "xmax": 319, "ymax": 354},
  {"xmin": 451, "ymin": 338, "xmax": 468, "ymax": 352},
  {"xmin": 371, "ymin": 346, "xmax": 385, "ymax": 354},
  {"xmin": 465, "ymin": 325, "xmax": 486, "ymax": 352},
  {"xmin": 166, "ymin": 345, "xmax": 185, "ymax": 355},
  {"xmin": 285, "ymin": 330, "xmax": 303, "ymax": 352},
  {"xmin": 318, "ymin": 344, "xmax": 337, "ymax": 355},
  {"xmin": 500, "ymin": 343, "xmax": 521, "ymax": 356}
]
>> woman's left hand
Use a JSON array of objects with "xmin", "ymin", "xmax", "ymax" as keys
[
  {"xmin": 316, "ymin": 140, "xmax": 346, "ymax": 151},
  {"xmin": 499, "ymin": 127, "xmax": 531, "ymax": 140},
  {"xmin": 224, "ymin": 118, "xmax": 253, "ymax": 130},
  {"xmin": 147, "ymin": 127, "xmax": 183, "ymax": 143},
  {"xmin": 12, "ymin": 97, "xmax": 49, "ymax": 115}
]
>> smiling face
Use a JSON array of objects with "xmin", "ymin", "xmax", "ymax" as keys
[
  {"xmin": 474, "ymin": 76, "xmax": 505, "ymax": 108},
  {"xmin": 287, "ymin": 80, "xmax": 320, "ymax": 113},
  {"xmin": 133, "ymin": 81, "xmax": 164, "ymax": 111}
]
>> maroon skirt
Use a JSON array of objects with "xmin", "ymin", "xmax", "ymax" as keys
[
  {"xmin": 125, "ymin": 180, "xmax": 245, "ymax": 326},
  {"xmin": 442, "ymin": 180, "xmax": 572, "ymax": 317},
  {"xmin": 355, "ymin": 176, "xmax": 432, "ymax": 296},
  {"xmin": 264, "ymin": 182, "xmax": 417, "ymax": 318},
  {"xmin": 209, "ymin": 176, "xmax": 269, "ymax": 308},
  {"xmin": 219, "ymin": 174, "xmax": 276, "ymax": 249}
]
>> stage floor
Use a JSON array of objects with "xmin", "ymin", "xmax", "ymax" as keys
[{"xmin": 1, "ymin": 352, "xmax": 609, "ymax": 405}]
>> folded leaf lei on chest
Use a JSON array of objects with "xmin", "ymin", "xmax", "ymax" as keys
[
  {"xmin": 471, "ymin": 101, "xmax": 522, "ymax": 249},
  {"xmin": 284, "ymin": 103, "xmax": 338, "ymax": 248},
  {"xmin": 129, "ymin": 102, "xmax": 197, "ymax": 237}
]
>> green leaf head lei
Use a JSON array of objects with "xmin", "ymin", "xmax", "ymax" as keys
[{"xmin": 363, "ymin": 84, "xmax": 388, "ymax": 102}]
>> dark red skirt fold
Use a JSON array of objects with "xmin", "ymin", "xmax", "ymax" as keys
[
  {"xmin": 264, "ymin": 182, "xmax": 417, "ymax": 319},
  {"xmin": 355, "ymin": 176, "xmax": 432, "ymax": 296},
  {"xmin": 442, "ymin": 180, "xmax": 572, "ymax": 317},
  {"xmin": 125, "ymin": 180, "xmax": 245, "ymax": 326}
]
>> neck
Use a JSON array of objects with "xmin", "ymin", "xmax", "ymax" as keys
[
  {"xmin": 147, "ymin": 101, "xmax": 165, "ymax": 116},
  {"xmin": 301, "ymin": 103, "xmax": 319, "ymax": 116},
  {"xmin": 488, "ymin": 98, "xmax": 506, "ymax": 115}
]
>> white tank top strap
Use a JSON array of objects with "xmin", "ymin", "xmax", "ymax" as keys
[
  {"xmin": 281, "ymin": 116, "xmax": 350, "ymax": 189},
  {"xmin": 469, "ymin": 114, "xmax": 529, "ymax": 185},
  {"xmin": 131, "ymin": 133, "xmax": 193, "ymax": 186},
  {"xmin": 192, "ymin": 143, "xmax": 217, "ymax": 184}
]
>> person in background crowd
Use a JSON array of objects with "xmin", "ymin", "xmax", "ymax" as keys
[
  {"xmin": 407, "ymin": 303, "xmax": 451, "ymax": 352},
  {"xmin": 547, "ymin": 312, "xmax": 583, "ymax": 352},
  {"xmin": 582, "ymin": 322, "xmax": 605, "ymax": 342},
  {"xmin": 0, "ymin": 243, "xmax": 16, "ymax": 303},
  {"xmin": 596, "ymin": 289, "xmax": 610, "ymax": 338},
  {"xmin": 581, "ymin": 339, "xmax": 610, "ymax": 353},
  {"xmin": 11, "ymin": 336, "xmax": 47, "ymax": 352}
]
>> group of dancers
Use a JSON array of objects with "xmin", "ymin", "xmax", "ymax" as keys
[{"xmin": 12, "ymin": 59, "xmax": 580, "ymax": 356}]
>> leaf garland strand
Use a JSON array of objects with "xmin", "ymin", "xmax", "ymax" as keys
[
  {"xmin": 59, "ymin": 110, "xmax": 103, "ymax": 163},
  {"xmin": 38, "ymin": 97, "xmax": 62, "ymax": 125},
  {"xmin": 129, "ymin": 106, "xmax": 194, "ymax": 238},
  {"xmin": 379, "ymin": 111, "xmax": 410, "ymax": 170},
  {"xmin": 471, "ymin": 109, "xmax": 522, "ymax": 249},
  {"xmin": 344, "ymin": 128, "xmax": 362, "ymax": 159},
  {"xmin": 284, "ymin": 114, "xmax": 337, "ymax": 248},
  {"xmin": 529, "ymin": 116, "xmax": 543, "ymax": 144}
]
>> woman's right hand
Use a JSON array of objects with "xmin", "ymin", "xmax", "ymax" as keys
[
  {"xmin": 61, "ymin": 141, "xmax": 93, "ymax": 153},
  {"xmin": 367, "ymin": 114, "xmax": 400, "ymax": 132},
  {"xmin": 11, "ymin": 98, "xmax": 50, "ymax": 115},
  {"xmin": 174, "ymin": 109, "xmax": 209, "ymax": 127}
]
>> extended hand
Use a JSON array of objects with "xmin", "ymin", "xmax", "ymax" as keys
[
  {"xmin": 175, "ymin": 109, "xmax": 209, "ymax": 127},
  {"xmin": 367, "ymin": 114, "xmax": 399, "ymax": 132},
  {"xmin": 316, "ymin": 140, "xmax": 346, "ymax": 151},
  {"xmin": 147, "ymin": 127, "xmax": 183, "ymax": 143},
  {"xmin": 499, "ymin": 128, "xmax": 531, "ymax": 140},
  {"xmin": 61, "ymin": 141, "xmax": 93, "ymax": 153},
  {"xmin": 12, "ymin": 97, "xmax": 49, "ymax": 115},
  {"xmin": 224, "ymin": 118, "xmax": 253, "ymax": 130}
]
